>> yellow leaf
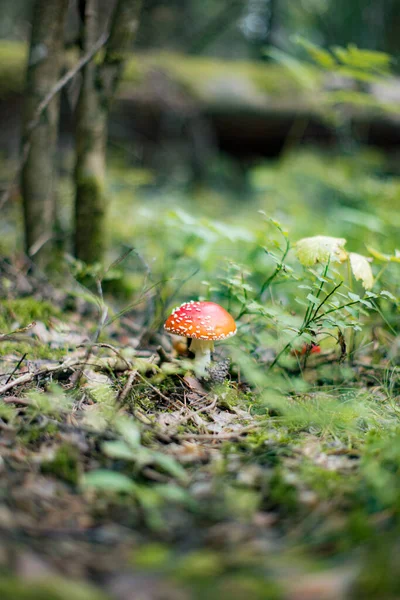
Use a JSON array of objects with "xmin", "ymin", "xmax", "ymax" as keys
[
  {"xmin": 349, "ymin": 253, "xmax": 374, "ymax": 290},
  {"xmin": 295, "ymin": 236, "xmax": 347, "ymax": 267}
]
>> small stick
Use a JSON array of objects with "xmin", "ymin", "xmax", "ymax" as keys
[
  {"xmin": 4, "ymin": 353, "xmax": 27, "ymax": 385},
  {"xmin": 77, "ymin": 342, "xmax": 131, "ymax": 370},
  {"xmin": 0, "ymin": 359, "xmax": 78, "ymax": 396},
  {"xmin": 0, "ymin": 323, "xmax": 36, "ymax": 341},
  {"xmin": 164, "ymin": 397, "xmax": 217, "ymax": 435},
  {"xmin": 156, "ymin": 345, "xmax": 171, "ymax": 364},
  {"xmin": 177, "ymin": 423, "xmax": 259, "ymax": 441},
  {"xmin": 2, "ymin": 396, "xmax": 32, "ymax": 406},
  {"xmin": 135, "ymin": 372, "xmax": 172, "ymax": 404},
  {"xmin": 118, "ymin": 370, "xmax": 138, "ymax": 403}
]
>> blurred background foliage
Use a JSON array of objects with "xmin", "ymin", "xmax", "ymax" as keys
[{"xmin": 1, "ymin": 0, "xmax": 400, "ymax": 59}]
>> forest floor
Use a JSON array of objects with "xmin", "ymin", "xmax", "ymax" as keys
[{"xmin": 0, "ymin": 254, "xmax": 400, "ymax": 600}]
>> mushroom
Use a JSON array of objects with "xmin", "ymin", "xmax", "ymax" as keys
[{"xmin": 164, "ymin": 301, "xmax": 237, "ymax": 377}]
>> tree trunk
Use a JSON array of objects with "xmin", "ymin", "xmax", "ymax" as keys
[
  {"xmin": 74, "ymin": 0, "xmax": 106, "ymax": 265},
  {"xmin": 21, "ymin": 0, "xmax": 68, "ymax": 269},
  {"xmin": 74, "ymin": 0, "xmax": 142, "ymax": 264}
]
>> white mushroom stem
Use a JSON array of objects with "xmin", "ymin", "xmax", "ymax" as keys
[{"xmin": 189, "ymin": 338, "xmax": 214, "ymax": 377}]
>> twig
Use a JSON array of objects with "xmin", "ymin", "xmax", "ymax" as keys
[
  {"xmin": 0, "ymin": 32, "xmax": 109, "ymax": 211},
  {"xmin": 4, "ymin": 353, "xmax": 27, "ymax": 385},
  {"xmin": 102, "ymin": 247, "xmax": 135, "ymax": 277},
  {"xmin": 118, "ymin": 370, "xmax": 138, "ymax": 403},
  {"xmin": 177, "ymin": 423, "xmax": 260, "ymax": 441},
  {"xmin": 77, "ymin": 342, "xmax": 131, "ymax": 370},
  {"xmin": 136, "ymin": 372, "xmax": 173, "ymax": 404},
  {"xmin": 157, "ymin": 345, "xmax": 171, "ymax": 364},
  {"xmin": 0, "ymin": 322, "xmax": 36, "ymax": 341},
  {"xmin": 28, "ymin": 32, "xmax": 109, "ymax": 136},
  {"xmin": 2, "ymin": 396, "xmax": 32, "ymax": 406},
  {"xmin": 0, "ymin": 359, "xmax": 79, "ymax": 396},
  {"xmin": 164, "ymin": 397, "xmax": 217, "ymax": 435}
]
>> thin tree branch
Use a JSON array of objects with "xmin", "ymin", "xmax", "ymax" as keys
[{"xmin": 29, "ymin": 31, "xmax": 109, "ymax": 136}]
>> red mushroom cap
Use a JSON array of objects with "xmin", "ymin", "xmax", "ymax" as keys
[{"xmin": 164, "ymin": 301, "xmax": 236, "ymax": 341}]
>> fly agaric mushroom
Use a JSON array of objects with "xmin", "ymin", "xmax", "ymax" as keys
[{"xmin": 164, "ymin": 301, "xmax": 236, "ymax": 377}]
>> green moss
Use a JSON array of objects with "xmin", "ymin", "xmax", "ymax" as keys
[
  {"xmin": 176, "ymin": 549, "xmax": 225, "ymax": 580},
  {"xmin": 130, "ymin": 542, "xmax": 172, "ymax": 569},
  {"xmin": 0, "ymin": 298, "xmax": 63, "ymax": 359},
  {"xmin": 0, "ymin": 341, "xmax": 66, "ymax": 360},
  {"xmin": 0, "ymin": 577, "xmax": 108, "ymax": 600},
  {"xmin": 75, "ymin": 175, "xmax": 107, "ymax": 264},
  {"xmin": 268, "ymin": 468, "xmax": 298, "ymax": 514},
  {"xmin": 18, "ymin": 421, "xmax": 59, "ymax": 445},
  {"xmin": 76, "ymin": 174, "xmax": 105, "ymax": 198},
  {"xmin": 41, "ymin": 443, "xmax": 80, "ymax": 485},
  {"xmin": 0, "ymin": 297, "xmax": 60, "ymax": 328}
]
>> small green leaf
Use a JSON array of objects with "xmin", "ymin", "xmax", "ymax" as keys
[
  {"xmin": 152, "ymin": 452, "xmax": 188, "ymax": 482},
  {"xmin": 359, "ymin": 299, "xmax": 373, "ymax": 309},
  {"xmin": 81, "ymin": 470, "xmax": 136, "ymax": 493},
  {"xmin": 153, "ymin": 484, "xmax": 193, "ymax": 504},
  {"xmin": 306, "ymin": 293, "xmax": 321, "ymax": 306},
  {"xmin": 332, "ymin": 45, "xmax": 391, "ymax": 73},
  {"xmin": 116, "ymin": 418, "xmax": 141, "ymax": 448},
  {"xmin": 102, "ymin": 440, "xmax": 135, "ymax": 460},
  {"xmin": 294, "ymin": 36, "xmax": 337, "ymax": 69},
  {"xmin": 380, "ymin": 290, "xmax": 397, "ymax": 302}
]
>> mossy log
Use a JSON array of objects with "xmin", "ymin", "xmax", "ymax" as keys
[{"xmin": 2, "ymin": 42, "xmax": 400, "ymax": 169}]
